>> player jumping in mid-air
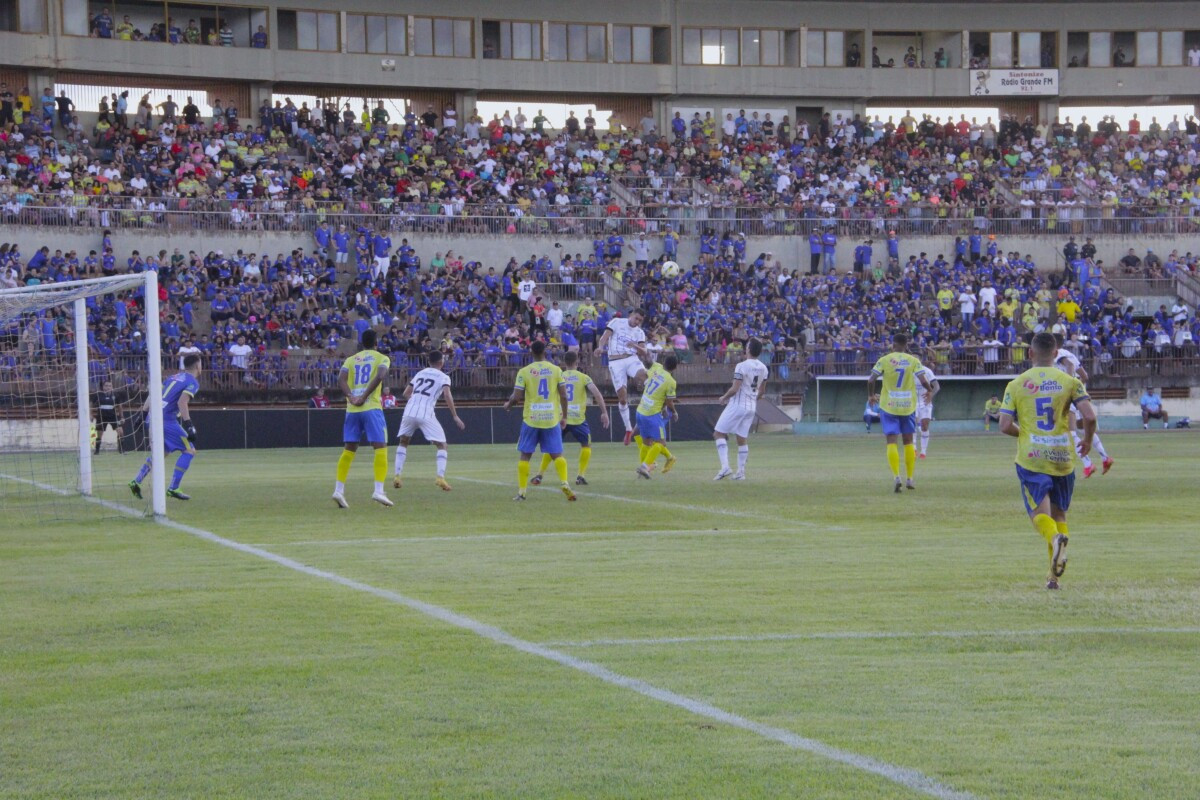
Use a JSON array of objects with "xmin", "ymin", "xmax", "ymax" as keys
[
  {"xmin": 867, "ymin": 333, "xmax": 933, "ymax": 492},
  {"xmin": 635, "ymin": 355, "xmax": 679, "ymax": 479},
  {"xmin": 713, "ymin": 338, "xmax": 769, "ymax": 480},
  {"xmin": 531, "ymin": 351, "xmax": 609, "ymax": 486},
  {"xmin": 504, "ymin": 339, "xmax": 576, "ymax": 502},
  {"xmin": 129, "ymin": 354, "xmax": 201, "ymax": 501},
  {"xmin": 999, "ymin": 331, "xmax": 1096, "ymax": 590},
  {"xmin": 393, "ymin": 350, "xmax": 465, "ymax": 492},
  {"xmin": 333, "ymin": 329, "xmax": 392, "ymax": 508},
  {"xmin": 915, "ymin": 360, "xmax": 940, "ymax": 459},
  {"xmin": 597, "ymin": 308, "xmax": 648, "ymax": 446},
  {"xmin": 1053, "ymin": 334, "xmax": 1113, "ymax": 477}
]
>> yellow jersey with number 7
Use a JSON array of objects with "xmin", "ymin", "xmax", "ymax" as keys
[
  {"xmin": 1000, "ymin": 366, "xmax": 1089, "ymax": 476},
  {"xmin": 515, "ymin": 360, "xmax": 563, "ymax": 428},
  {"xmin": 870, "ymin": 352, "xmax": 924, "ymax": 416}
]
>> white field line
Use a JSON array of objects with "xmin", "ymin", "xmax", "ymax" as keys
[
  {"xmin": 454, "ymin": 475, "xmax": 837, "ymax": 528},
  {"xmin": 544, "ymin": 627, "xmax": 1200, "ymax": 649},
  {"xmin": 3, "ymin": 473, "xmax": 974, "ymax": 800},
  {"xmin": 269, "ymin": 527, "xmax": 765, "ymax": 547}
]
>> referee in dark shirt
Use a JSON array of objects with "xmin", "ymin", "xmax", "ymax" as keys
[{"xmin": 94, "ymin": 380, "xmax": 125, "ymax": 454}]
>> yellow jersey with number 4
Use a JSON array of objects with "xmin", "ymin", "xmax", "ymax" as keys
[
  {"xmin": 515, "ymin": 360, "xmax": 564, "ymax": 428},
  {"xmin": 870, "ymin": 352, "xmax": 924, "ymax": 416},
  {"xmin": 561, "ymin": 369, "xmax": 592, "ymax": 426},
  {"xmin": 1000, "ymin": 366, "xmax": 1089, "ymax": 476}
]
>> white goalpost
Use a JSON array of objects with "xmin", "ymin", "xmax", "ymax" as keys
[{"xmin": 0, "ymin": 273, "xmax": 167, "ymax": 517}]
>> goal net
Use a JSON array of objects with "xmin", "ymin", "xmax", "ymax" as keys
[{"xmin": 0, "ymin": 273, "xmax": 168, "ymax": 521}]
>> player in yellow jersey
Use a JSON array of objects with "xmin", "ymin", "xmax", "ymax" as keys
[
  {"xmin": 332, "ymin": 329, "xmax": 392, "ymax": 509},
  {"xmin": 999, "ymin": 332, "xmax": 1095, "ymax": 590},
  {"xmin": 531, "ymin": 351, "xmax": 609, "ymax": 486},
  {"xmin": 503, "ymin": 339, "xmax": 576, "ymax": 501},
  {"xmin": 867, "ymin": 333, "xmax": 933, "ymax": 493},
  {"xmin": 635, "ymin": 355, "xmax": 679, "ymax": 480},
  {"xmin": 983, "ymin": 395, "xmax": 1003, "ymax": 430}
]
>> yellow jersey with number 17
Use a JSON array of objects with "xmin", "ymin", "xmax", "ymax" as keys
[
  {"xmin": 515, "ymin": 360, "xmax": 564, "ymax": 428},
  {"xmin": 341, "ymin": 349, "xmax": 389, "ymax": 413},
  {"xmin": 870, "ymin": 351, "xmax": 924, "ymax": 416},
  {"xmin": 1000, "ymin": 366, "xmax": 1089, "ymax": 476},
  {"xmin": 638, "ymin": 363, "xmax": 677, "ymax": 416},
  {"xmin": 561, "ymin": 369, "xmax": 592, "ymax": 426}
]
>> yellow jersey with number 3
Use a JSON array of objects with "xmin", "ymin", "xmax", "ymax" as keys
[
  {"xmin": 870, "ymin": 351, "xmax": 924, "ymax": 416},
  {"xmin": 561, "ymin": 369, "xmax": 592, "ymax": 426},
  {"xmin": 1000, "ymin": 366, "xmax": 1089, "ymax": 476},
  {"xmin": 515, "ymin": 360, "xmax": 563, "ymax": 428},
  {"xmin": 341, "ymin": 349, "xmax": 389, "ymax": 413}
]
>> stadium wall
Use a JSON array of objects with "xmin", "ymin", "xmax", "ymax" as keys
[{"xmin": 7, "ymin": 227, "xmax": 1199, "ymax": 276}]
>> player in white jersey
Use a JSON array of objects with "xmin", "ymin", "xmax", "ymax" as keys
[
  {"xmin": 393, "ymin": 351, "xmax": 465, "ymax": 491},
  {"xmin": 914, "ymin": 361, "xmax": 940, "ymax": 459},
  {"xmin": 597, "ymin": 308, "xmax": 648, "ymax": 445},
  {"xmin": 713, "ymin": 339, "xmax": 770, "ymax": 480},
  {"xmin": 1054, "ymin": 334, "xmax": 1114, "ymax": 477}
]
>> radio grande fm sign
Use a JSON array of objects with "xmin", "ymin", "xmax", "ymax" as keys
[{"xmin": 970, "ymin": 69, "xmax": 1059, "ymax": 96}]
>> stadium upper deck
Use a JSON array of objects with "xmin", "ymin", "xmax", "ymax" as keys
[{"xmin": 2, "ymin": 0, "xmax": 1199, "ymax": 130}]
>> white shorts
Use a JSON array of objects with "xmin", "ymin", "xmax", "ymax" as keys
[
  {"xmin": 714, "ymin": 404, "xmax": 756, "ymax": 438},
  {"xmin": 608, "ymin": 356, "xmax": 645, "ymax": 392},
  {"xmin": 397, "ymin": 414, "xmax": 446, "ymax": 443},
  {"xmin": 335, "ymin": 251, "xmax": 348, "ymax": 263},
  {"xmin": 374, "ymin": 255, "xmax": 390, "ymax": 272},
  {"xmin": 917, "ymin": 403, "xmax": 933, "ymax": 421}
]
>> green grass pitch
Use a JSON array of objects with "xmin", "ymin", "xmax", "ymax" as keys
[{"xmin": 3, "ymin": 431, "xmax": 1199, "ymax": 799}]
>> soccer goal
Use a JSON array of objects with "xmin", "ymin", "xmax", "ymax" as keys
[{"xmin": 0, "ymin": 273, "xmax": 167, "ymax": 518}]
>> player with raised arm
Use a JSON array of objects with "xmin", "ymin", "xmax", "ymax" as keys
[
  {"xmin": 531, "ymin": 350, "xmax": 609, "ymax": 486},
  {"xmin": 635, "ymin": 355, "xmax": 679, "ymax": 480},
  {"xmin": 1053, "ymin": 333, "xmax": 1113, "ymax": 477},
  {"xmin": 392, "ymin": 350, "xmax": 465, "ymax": 492},
  {"xmin": 129, "ymin": 354, "xmax": 201, "ymax": 501},
  {"xmin": 597, "ymin": 308, "xmax": 648, "ymax": 445},
  {"xmin": 332, "ymin": 329, "xmax": 392, "ymax": 508},
  {"xmin": 915, "ymin": 361, "xmax": 940, "ymax": 459},
  {"xmin": 867, "ymin": 333, "xmax": 933, "ymax": 493},
  {"xmin": 713, "ymin": 338, "xmax": 769, "ymax": 480},
  {"xmin": 999, "ymin": 332, "xmax": 1096, "ymax": 590},
  {"xmin": 503, "ymin": 339, "xmax": 576, "ymax": 502}
]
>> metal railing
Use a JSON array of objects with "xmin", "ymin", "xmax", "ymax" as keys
[{"xmin": 3, "ymin": 193, "xmax": 1199, "ymax": 238}]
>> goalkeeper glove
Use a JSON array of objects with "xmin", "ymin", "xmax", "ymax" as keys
[{"xmin": 183, "ymin": 422, "xmax": 198, "ymax": 444}]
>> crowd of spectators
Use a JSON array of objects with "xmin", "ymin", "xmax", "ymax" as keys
[{"xmin": 87, "ymin": 7, "xmax": 267, "ymax": 47}]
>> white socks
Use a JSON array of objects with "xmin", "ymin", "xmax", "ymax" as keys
[
  {"xmin": 373, "ymin": 480, "xmax": 384, "ymax": 493},
  {"xmin": 920, "ymin": 430, "xmax": 929, "ymax": 455},
  {"xmin": 715, "ymin": 439, "xmax": 730, "ymax": 470},
  {"xmin": 619, "ymin": 403, "xmax": 631, "ymax": 430},
  {"xmin": 1092, "ymin": 434, "xmax": 1108, "ymax": 460},
  {"xmin": 334, "ymin": 480, "xmax": 345, "ymax": 494},
  {"xmin": 436, "ymin": 450, "xmax": 448, "ymax": 478},
  {"xmin": 394, "ymin": 445, "xmax": 408, "ymax": 477},
  {"xmin": 737, "ymin": 445, "xmax": 749, "ymax": 473}
]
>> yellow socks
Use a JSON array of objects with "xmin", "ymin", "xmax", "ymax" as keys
[
  {"xmin": 539, "ymin": 453, "xmax": 553, "ymax": 475},
  {"xmin": 1056, "ymin": 521, "xmax": 1069, "ymax": 536},
  {"xmin": 644, "ymin": 443, "xmax": 663, "ymax": 466},
  {"xmin": 553, "ymin": 456, "xmax": 569, "ymax": 483},
  {"xmin": 1033, "ymin": 513, "xmax": 1058, "ymax": 561},
  {"xmin": 904, "ymin": 444, "xmax": 916, "ymax": 477},
  {"xmin": 517, "ymin": 460, "xmax": 530, "ymax": 493},
  {"xmin": 658, "ymin": 445, "xmax": 673, "ymax": 461},
  {"xmin": 336, "ymin": 449, "xmax": 355, "ymax": 482},
  {"xmin": 373, "ymin": 448, "xmax": 388, "ymax": 482},
  {"xmin": 886, "ymin": 443, "xmax": 900, "ymax": 478},
  {"xmin": 636, "ymin": 434, "xmax": 648, "ymax": 463},
  {"xmin": 578, "ymin": 446, "xmax": 592, "ymax": 477}
]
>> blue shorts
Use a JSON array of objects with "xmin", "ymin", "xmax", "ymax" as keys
[
  {"xmin": 636, "ymin": 411, "xmax": 666, "ymax": 441},
  {"xmin": 343, "ymin": 409, "xmax": 388, "ymax": 443},
  {"xmin": 517, "ymin": 423, "xmax": 564, "ymax": 455},
  {"xmin": 564, "ymin": 422, "xmax": 591, "ymax": 447},
  {"xmin": 163, "ymin": 421, "xmax": 194, "ymax": 455},
  {"xmin": 880, "ymin": 411, "xmax": 917, "ymax": 436},
  {"xmin": 1015, "ymin": 464, "xmax": 1075, "ymax": 515}
]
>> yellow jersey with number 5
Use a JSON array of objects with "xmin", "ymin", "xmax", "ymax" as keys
[
  {"xmin": 1000, "ymin": 366, "xmax": 1089, "ymax": 476},
  {"xmin": 515, "ymin": 360, "xmax": 563, "ymax": 428},
  {"xmin": 870, "ymin": 351, "xmax": 924, "ymax": 416}
]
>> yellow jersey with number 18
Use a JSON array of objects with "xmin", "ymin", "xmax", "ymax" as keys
[
  {"xmin": 870, "ymin": 352, "xmax": 924, "ymax": 416},
  {"xmin": 1000, "ymin": 366, "xmax": 1089, "ymax": 476},
  {"xmin": 515, "ymin": 360, "xmax": 563, "ymax": 428},
  {"xmin": 341, "ymin": 349, "xmax": 389, "ymax": 413}
]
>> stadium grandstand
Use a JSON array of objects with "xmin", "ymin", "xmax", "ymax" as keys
[{"xmin": 3, "ymin": 3, "xmax": 1200, "ymax": 796}]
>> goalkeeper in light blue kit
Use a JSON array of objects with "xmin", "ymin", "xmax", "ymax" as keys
[{"xmin": 129, "ymin": 354, "xmax": 201, "ymax": 501}]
